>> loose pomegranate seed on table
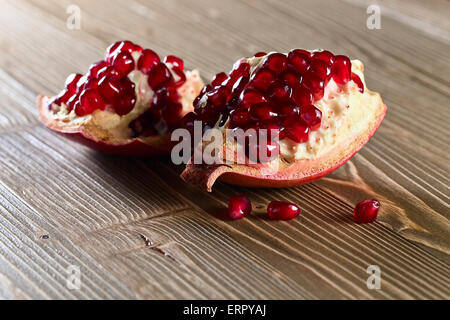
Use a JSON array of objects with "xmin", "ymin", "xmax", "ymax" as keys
[
  {"xmin": 354, "ymin": 199, "xmax": 380, "ymax": 223},
  {"xmin": 267, "ymin": 201, "xmax": 301, "ymax": 220},
  {"xmin": 228, "ymin": 195, "xmax": 252, "ymax": 220}
]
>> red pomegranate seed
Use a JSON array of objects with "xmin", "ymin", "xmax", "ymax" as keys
[
  {"xmin": 77, "ymin": 89, "xmax": 106, "ymax": 115},
  {"xmin": 118, "ymin": 40, "xmax": 136, "ymax": 54},
  {"xmin": 312, "ymin": 50, "xmax": 335, "ymax": 65},
  {"xmin": 239, "ymin": 89, "xmax": 266, "ymax": 109},
  {"xmin": 262, "ymin": 53, "xmax": 287, "ymax": 74},
  {"xmin": 228, "ymin": 195, "xmax": 252, "ymax": 220},
  {"xmin": 281, "ymin": 70, "xmax": 301, "ymax": 87},
  {"xmin": 250, "ymin": 68, "xmax": 275, "ymax": 91},
  {"xmin": 229, "ymin": 109, "xmax": 251, "ymax": 127},
  {"xmin": 230, "ymin": 76, "xmax": 249, "ymax": 97},
  {"xmin": 284, "ymin": 118, "xmax": 310, "ymax": 143},
  {"xmin": 267, "ymin": 201, "xmax": 301, "ymax": 220},
  {"xmin": 105, "ymin": 41, "xmax": 122, "ymax": 59},
  {"xmin": 66, "ymin": 93, "xmax": 80, "ymax": 111},
  {"xmin": 292, "ymin": 84, "xmax": 313, "ymax": 106},
  {"xmin": 148, "ymin": 63, "xmax": 174, "ymax": 90},
  {"xmin": 98, "ymin": 76, "xmax": 122, "ymax": 103},
  {"xmin": 65, "ymin": 73, "xmax": 83, "ymax": 93},
  {"xmin": 54, "ymin": 89, "xmax": 72, "ymax": 106},
  {"xmin": 331, "ymin": 55, "xmax": 351, "ymax": 85},
  {"xmin": 287, "ymin": 49, "xmax": 310, "ymax": 74},
  {"xmin": 249, "ymin": 102, "xmax": 276, "ymax": 121},
  {"xmin": 152, "ymin": 88, "xmax": 169, "ymax": 109},
  {"xmin": 230, "ymin": 61, "xmax": 251, "ymax": 83},
  {"xmin": 267, "ymin": 81, "xmax": 292, "ymax": 101},
  {"xmin": 300, "ymin": 105, "xmax": 322, "ymax": 131},
  {"xmin": 179, "ymin": 112, "xmax": 200, "ymax": 132},
  {"xmin": 207, "ymin": 86, "xmax": 230, "ymax": 106},
  {"xmin": 105, "ymin": 40, "xmax": 136, "ymax": 61},
  {"xmin": 112, "ymin": 51, "xmax": 135, "ymax": 77},
  {"xmin": 82, "ymin": 77, "xmax": 100, "ymax": 91},
  {"xmin": 254, "ymin": 51, "xmax": 267, "ymax": 57},
  {"xmin": 308, "ymin": 60, "xmax": 331, "ymax": 80},
  {"xmin": 352, "ymin": 73, "xmax": 364, "ymax": 93},
  {"xmin": 302, "ymin": 73, "xmax": 325, "ymax": 100},
  {"xmin": 137, "ymin": 49, "xmax": 160, "ymax": 74},
  {"xmin": 197, "ymin": 103, "xmax": 220, "ymax": 124},
  {"xmin": 163, "ymin": 55, "xmax": 184, "ymax": 71},
  {"xmin": 172, "ymin": 67, "xmax": 187, "ymax": 87},
  {"xmin": 89, "ymin": 60, "xmax": 109, "ymax": 78},
  {"xmin": 166, "ymin": 86, "xmax": 181, "ymax": 103},
  {"xmin": 96, "ymin": 66, "xmax": 120, "ymax": 80},
  {"xmin": 354, "ymin": 199, "xmax": 380, "ymax": 223},
  {"xmin": 114, "ymin": 91, "xmax": 136, "ymax": 116},
  {"xmin": 211, "ymin": 72, "xmax": 228, "ymax": 87},
  {"xmin": 74, "ymin": 102, "xmax": 86, "ymax": 116},
  {"xmin": 113, "ymin": 78, "xmax": 136, "ymax": 115},
  {"xmin": 278, "ymin": 101, "xmax": 300, "ymax": 117}
]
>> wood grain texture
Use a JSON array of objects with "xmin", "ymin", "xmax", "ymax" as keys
[{"xmin": 0, "ymin": 0, "xmax": 449, "ymax": 299}]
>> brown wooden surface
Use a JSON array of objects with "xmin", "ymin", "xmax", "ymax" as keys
[{"xmin": 0, "ymin": 0, "xmax": 449, "ymax": 299}]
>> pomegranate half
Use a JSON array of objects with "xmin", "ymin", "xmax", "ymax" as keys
[
  {"xmin": 181, "ymin": 50, "xmax": 387, "ymax": 191},
  {"xmin": 37, "ymin": 40, "xmax": 204, "ymax": 156}
]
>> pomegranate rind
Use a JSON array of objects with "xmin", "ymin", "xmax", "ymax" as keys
[
  {"xmin": 181, "ymin": 99, "xmax": 387, "ymax": 192},
  {"xmin": 37, "ymin": 95, "xmax": 172, "ymax": 156}
]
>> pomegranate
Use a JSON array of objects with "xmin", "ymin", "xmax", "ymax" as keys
[
  {"xmin": 354, "ymin": 199, "xmax": 380, "ymax": 223},
  {"xmin": 181, "ymin": 50, "xmax": 387, "ymax": 191},
  {"xmin": 267, "ymin": 201, "xmax": 300, "ymax": 220},
  {"xmin": 37, "ymin": 40, "xmax": 204, "ymax": 156},
  {"xmin": 228, "ymin": 195, "xmax": 252, "ymax": 220}
]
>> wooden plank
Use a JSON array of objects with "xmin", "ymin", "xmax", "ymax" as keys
[{"xmin": 0, "ymin": 0, "xmax": 448, "ymax": 299}]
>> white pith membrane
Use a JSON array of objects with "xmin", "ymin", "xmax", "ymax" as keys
[
  {"xmin": 200, "ymin": 53, "xmax": 382, "ymax": 169},
  {"xmin": 46, "ymin": 52, "xmax": 204, "ymax": 143}
]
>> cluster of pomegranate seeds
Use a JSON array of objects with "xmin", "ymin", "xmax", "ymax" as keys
[
  {"xmin": 267, "ymin": 201, "xmax": 301, "ymax": 220},
  {"xmin": 191, "ymin": 50, "xmax": 364, "ymax": 162},
  {"xmin": 354, "ymin": 199, "xmax": 380, "ymax": 223},
  {"xmin": 49, "ymin": 40, "xmax": 187, "ymax": 134},
  {"xmin": 227, "ymin": 195, "xmax": 252, "ymax": 220},
  {"xmin": 50, "ymin": 41, "xmax": 142, "ymax": 116},
  {"xmin": 129, "ymin": 53, "xmax": 187, "ymax": 136}
]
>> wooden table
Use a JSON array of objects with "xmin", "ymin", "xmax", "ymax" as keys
[{"xmin": 0, "ymin": 0, "xmax": 449, "ymax": 299}]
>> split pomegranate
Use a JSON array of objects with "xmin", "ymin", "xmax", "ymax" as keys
[
  {"xmin": 228, "ymin": 195, "xmax": 252, "ymax": 220},
  {"xmin": 181, "ymin": 49, "xmax": 387, "ymax": 191},
  {"xmin": 267, "ymin": 201, "xmax": 301, "ymax": 220},
  {"xmin": 37, "ymin": 40, "xmax": 204, "ymax": 156},
  {"xmin": 354, "ymin": 199, "xmax": 380, "ymax": 223}
]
